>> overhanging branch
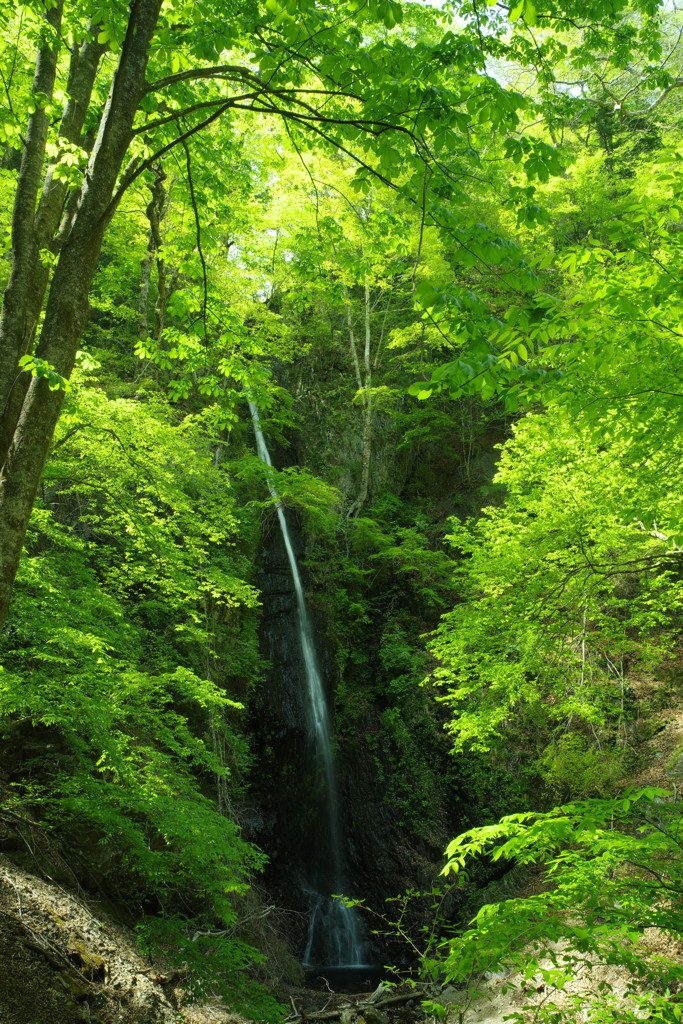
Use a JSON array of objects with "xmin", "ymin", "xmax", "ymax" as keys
[{"xmin": 103, "ymin": 99, "xmax": 239, "ymax": 219}]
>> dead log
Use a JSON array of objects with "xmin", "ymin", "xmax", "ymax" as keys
[{"xmin": 284, "ymin": 989, "xmax": 424, "ymax": 1022}]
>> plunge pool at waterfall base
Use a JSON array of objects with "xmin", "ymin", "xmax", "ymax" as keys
[{"xmin": 304, "ymin": 964, "xmax": 389, "ymax": 993}]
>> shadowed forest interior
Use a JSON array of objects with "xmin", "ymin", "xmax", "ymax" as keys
[{"xmin": 1, "ymin": 0, "xmax": 683, "ymax": 1021}]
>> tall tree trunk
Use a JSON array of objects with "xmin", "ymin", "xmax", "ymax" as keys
[
  {"xmin": 0, "ymin": 1, "xmax": 64, "ymax": 430},
  {"xmin": 139, "ymin": 163, "xmax": 179, "ymax": 347},
  {"xmin": 0, "ymin": 0, "xmax": 164, "ymax": 628},
  {"xmin": 139, "ymin": 163, "xmax": 168, "ymax": 340},
  {"xmin": 0, "ymin": 24, "xmax": 108, "ymax": 458},
  {"xmin": 345, "ymin": 279, "xmax": 373, "ymax": 519}
]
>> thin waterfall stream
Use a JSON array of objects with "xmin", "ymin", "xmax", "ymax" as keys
[{"xmin": 249, "ymin": 402, "xmax": 368, "ymax": 972}]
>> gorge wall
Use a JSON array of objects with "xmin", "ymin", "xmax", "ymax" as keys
[{"xmin": 243, "ymin": 356, "xmax": 509, "ymax": 968}]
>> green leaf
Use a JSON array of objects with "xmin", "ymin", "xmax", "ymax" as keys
[{"xmin": 509, "ymin": 1, "xmax": 525, "ymax": 21}]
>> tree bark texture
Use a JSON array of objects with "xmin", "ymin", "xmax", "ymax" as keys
[
  {"xmin": 0, "ymin": 25, "xmax": 108, "ymax": 459},
  {"xmin": 0, "ymin": 1, "xmax": 64, "ymax": 433},
  {"xmin": 139, "ymin": 164, "xmax": 178, "ymax": 345},
  {"xmin": 345, "ymin": 279, "xmax": 374, "ymax": 519},
  {"xmin": 0, "ymin": 0, "xmax": 164, "ymax": 628}
]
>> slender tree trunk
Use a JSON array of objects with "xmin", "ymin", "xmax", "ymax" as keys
[
  {"xmin": 139, "ymin": 164, "xmax": 179, "ymax": 367},
  {"xmin": 344, "ymin": 285, "xmax": 363, "ymax": 394},
  {"xmin": 0, "ymin": 0, "xmax": 164, "ymax": 628},
  {"xmin": 0, "ymin": 24, "xmax": 108, "ymax": 458},
  {"xmin": 139, "ymin": 164, "xmax": 168, "ymax": 340},
  {"xmin": 356, "ymin": 278, "xmax": 374, "ymax": 514},
  {"xmin": 345, "ymin": 279, "xmax": 373, "ymax": 518},
  {"xmin": 0, "ymin": 1, "xmax": 64, "ymax": 429}
]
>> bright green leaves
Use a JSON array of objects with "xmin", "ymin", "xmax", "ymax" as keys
[
  {"xmin": 45, "ymin": 140, "xmax": 89, "ymax": 184},
  {"xmin": 260, "ymin": 0, "xmax": 403, "ymax": 41},
  {"xmin": 509, "ymin": 0, "xmax": 537, "ymax": 25},
  {"xmin": 503, "ymin": 136, "xmax": 566, "ymax": 183},
  {"xmin": 345, "ymin": 0, "xmax": 404, "ymax": 27},
  {"xmin": 380, "ymin": 0, "xmax": 403, "ymax": 29},
  {"xmin": 443, "ymin": 787, "xmax": 672, "ymax": 875},
  {"xmin": 464, "ymin": 76, "xmax": 525, "ymax": 131},
  {"xmin": 408, "ymin": 267, "xmax": 542, "ymax": 405},
  {"xmin": 264, "ymin": 0, "xmax": 300, "ymax": 23},
  {"xmin": 1, "ymin": 376, "xmax": 265, "ymax": 937},
  {"xmin": 89, "ymin": 0, "xmax": 129, "ymax": 50},
  {"xmin": 415, "ymin": 144, "xmax": 683, "ymax": 423},
  {"xmin": 436, "ymin": 790, "xmax": 683, "ymax": 1022},
  {"xmin": 156, "ymin": 0, "xmax": 243, "ymax": 62},
  {"xmin": 46, "ymin": 386, "xmax": 261, "ymax": 616},
  {"xmin": 531, "ymin": 154, "xmax": 683, "ymax": 425},
  {"xmin": 415, "ymin": 281, "xmax": 489, "ymax": 319},
  {"xmin": 429, "ymin": 406, "xmax": 683, "ymax": 759},
  {"xmin": 0, "ymin": 109, "xmax": 21, "ymax": 145},
  {"xmin": 408, "ymin": 350, "xmax": 498, "ymax": 402},
  {"xmin": 18, "ymin": 354, "xmax": 68, "ymax": 390}
]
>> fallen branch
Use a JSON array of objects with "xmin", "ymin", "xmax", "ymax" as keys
[{"xmin": 284, "ymin": 989, "xmax": 424, "ymax": 1022}]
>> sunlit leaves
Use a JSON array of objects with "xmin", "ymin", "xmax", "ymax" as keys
[
  {"xmin": 429, "ymin": 406, "xmax": 683, "ymax": 755},
  {"xmin": 509, "ymin": 0, "xmax": 537, "ymax": 26},
  {"xmin": 503, "ymin": 136, "xmax": 566, "ymax": 182},
  {"xmin": 18, "ymin": 354, "xmax": 68, "ymax": 390},
  {"xmin": 437, "ymin": 790, "xmax": 683, "ymax": 1021},
  {"xmin": 0, "ymin": 373, "xmax": 266, "ymax": 935}
]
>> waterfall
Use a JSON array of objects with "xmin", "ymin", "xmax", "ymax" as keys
[{"xmin": 249, "ymin": 401, "xmax": 367, "ymax": 969}]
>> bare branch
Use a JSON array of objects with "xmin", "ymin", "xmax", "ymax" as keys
[
  {"xmin": 181, "ymin": 136, "xmax": 209, "ymax": 345},
  {"xmin": 631, "ymin": 77, "xmax": 683, "ymax": 115},
  {"xmin": 145, "ymin": 63, "xmax": 263, "ymax": 94}
]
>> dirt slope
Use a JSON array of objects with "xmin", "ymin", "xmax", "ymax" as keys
[{"xmin": 0, "ymin": 828, "xmax": 246, "ymax": 1024}]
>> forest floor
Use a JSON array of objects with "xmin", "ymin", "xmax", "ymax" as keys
[
  {"xmin": 0, "ymin": 836, "xmax": 428, "ymax": 1024},
  {"xmin": 0, "ymin": 667, "xmax": 682, "ymax": 1024}
]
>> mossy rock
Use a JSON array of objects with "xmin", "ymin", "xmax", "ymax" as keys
[
  {"xmin": 57, "ymin": 971, "xmax": 91, "ymax": 999},
  {"xmin": 66, "ymin": 934, "xmax": 106, "ymax": 982},
  {"xmin": 666, "ymin": 742, "xmax": 683, "ymax": 779}
]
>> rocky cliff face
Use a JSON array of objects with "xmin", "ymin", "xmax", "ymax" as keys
[
  {"xmin": 242, "ymin": 377, "xmax": 489, "ymax": 965},
  {"xmin": 246, "ymin": 509, "xmax": 463, "ymax": 966}
]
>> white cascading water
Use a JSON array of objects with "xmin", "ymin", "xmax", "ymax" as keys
[{"xmin": 249, "ymin": 401, "xmax": 367, "ymax": 969}]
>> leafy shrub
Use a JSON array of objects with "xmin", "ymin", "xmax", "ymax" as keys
[
  {"xmin": 427, "ymin": 788, "xmax": 683, "ymax": 1023},
  {"xmin": 137, "ymin": 915, "xmax": 286, "ymax": 1021},
  {"xmin": 431, "ymin": 409, "xmax": 683, "ymax": 772},
  {"xmin": 0, "ymin": 383, "xmax": 265, "ymax": 976}
]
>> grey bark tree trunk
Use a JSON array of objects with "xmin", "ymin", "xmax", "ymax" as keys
[
  {"xmin": 0, "ymin": 0, "xmax": 164, "ymax": 628},
  {"xmin": 139, "ymin": 164, "xmax": 179, "ymax": 347},
  {"xmin": 0, "ymin": 1, "xmax": 64, "ymax": 434},
  {"xmin": 139, "ymin": 164, "xmax": 168, "ymax": 340},
  {"xmin": 0, "ymin": 23, "xmax": 108, "ymax": 459},
  {"xmin": 345, "ymin": 279, "xmax": 373, "ymax": 519}
]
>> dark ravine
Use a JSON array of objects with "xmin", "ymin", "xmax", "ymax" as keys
[
  {"xmin": 244, "ymin": 439, "xmax": 467, "ymax": 981},
  {"xmin": 248, "ymin": 403, "xmax": 369, "ymax": 976}
]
